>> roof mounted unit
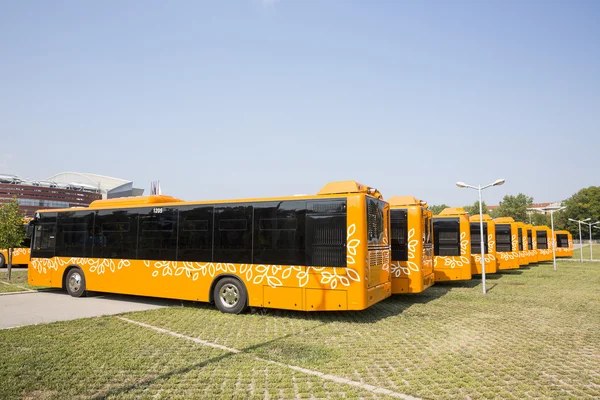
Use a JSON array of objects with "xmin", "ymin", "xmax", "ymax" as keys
[
  {"xmin": 89, "ymin": 195, "xmax": 183, "ymax": 209},
  {"xmin": 494, "ymin": 217, "xmax": 516, "ymax": 223},
  {"xmin": 317, "ymin": 180, "xmax": 383, "ymax": 199},
  {"xmin": 438, "ymin": 207, "xmax": 468, "ymax": 216},
  {"xmin": 388, "ymin": 196, "xmax": 422, "ymax": 206},
  {"xmin": 470, "ymin": 214, "xmax": 493, "ymax": 222}
]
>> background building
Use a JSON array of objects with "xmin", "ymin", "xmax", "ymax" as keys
[{"xmin": 0, "ymin": 172, "xmax": 144, "ymax": 217}]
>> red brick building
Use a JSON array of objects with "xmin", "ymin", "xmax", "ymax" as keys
[{"xmin": 0, "ymin": 173, "xmax": 143, "ymax": 217}]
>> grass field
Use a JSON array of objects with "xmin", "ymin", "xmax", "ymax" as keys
[
  {"xmin": 1, "ymin": 260, "xmax": 599, "ymax": 399},
  {"xmin": 0, "ymin": 270, "xmax": 37, "ymax": 293},
  {"xmin": 571, "ymin": 243, "xmax": 600, "ymax": 260}
]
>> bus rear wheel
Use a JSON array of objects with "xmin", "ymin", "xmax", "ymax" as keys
[
  {"xmin": 66, "ymin": 268, "xmax": 87, "ymax": 298},
  {"xmin": 0, "ymin": 254, "xmax": 5, "ymax": 268},
  {"xmin": 213, "ymin": 277, "xmax": 248, "ymax": 314}
]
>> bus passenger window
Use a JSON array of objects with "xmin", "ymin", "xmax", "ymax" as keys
[{"xmin": 433, "ymin": 218, "xmax": 460, "ymax": 256}]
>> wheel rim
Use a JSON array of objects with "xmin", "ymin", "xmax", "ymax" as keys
[
  {"xmin": 219, "ymin": 284, "xmax": 239, "ymax": 308},
  {"xmin": 68, "ymin": 272, "xmax": 82, "ymax": 293}
]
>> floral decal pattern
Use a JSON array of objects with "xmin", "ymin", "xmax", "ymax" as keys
[
  {"xmin": 434, "ymin": 231, "xmax": 470, "ymax": 269},
  {"xmin": 391, "ymin": 228, "xmax": 419, "ymax": 277},
  {"xmin": 12, "ymin": 248, "xmax": 29, "ymax": 257},
  {"xmin": 30, "ymin": 224, "xmax": 363, "ymax": 290},
  {"xmin": 499, "ymin": 234, "xmax": 520, "ymax": 261},
  {"xmin": 31, "ymin": 257, "xmax": 130, "ymax": 275},
  {"xmin": 473, "ymin": 233, "xmax": 496, "ymax": 264},
  {"xmin": 556, "ymin": 239, "xmax": 573, "ymax": 255}
]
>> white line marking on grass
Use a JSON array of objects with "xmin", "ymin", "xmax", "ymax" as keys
[
  {"xmin": 0, "ymin": 281, "xmax": 34, "ymax": 292},
  {"xmin": 118, "ymin": 316, "xmax": 419, "ymax": 400},
  {"xmin": 118, "ymin": 317, "xmax": 240, "ymax": 353}
]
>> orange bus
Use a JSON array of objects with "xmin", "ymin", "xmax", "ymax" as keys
[
  {"xmin": 28, "ymin": 181, "xmax": 392, "ymax": 313},
  {"xmin": 555, "ymin": 230, "xmax": 574, "ymax": 257},
  {"xmin": 525, "ymin": 224, "xmax": 539, "ymax": 264},
  {"xmin": 0, "ymin": 218, "xmax": 33, "ymax": 268},
  {"xmin": 433, "ymin": 208, "xmax": 472, "ymax": 282},
  {"xmin": 535, "ymin": 226, "xmax": 553, "ymax": 262},
  {"xmin": 516, "ymin": 222, "xmax": 529, "ymax": 266},
  {"xmin": 469, "ymin": 214, "xmax": 498, "ymax": 274},
  {"xmin": 493, "ymin": 217, "xmax": 520, "ymax": 270},
  {"xmin": 389, "ymin": 196, "xmax": 434, "ymax": 294}
]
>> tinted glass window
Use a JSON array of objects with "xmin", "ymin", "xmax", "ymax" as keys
[
  {"xmin": 56, "ymin": 211, "xmax": 94, "ymax": 257},
  {"xmin": 306, "ymin": 199, "xmax": 346, "ymax": 267},
  {"xmin": 433, "ymin": 218, "xmax": 460, "ymax": 256},
  {"xmin": 496, "ymin": 224, "xmax": 512, "ymax": 252},
  {"xmin": 518, "ymin": 228, "xmax": 524, "ymax": 251},
  {"xmin": 138, "ymin": 207, "xmax": 178, "ymax": 261},
  {"xmin": 178, "ymin": 205, "xmax": 213, "ymax": 262},
  {"xmin": 423, "ymin": 209, "xmax": 432, "ymax": 245},
  {"xmin": 254, "ymin": 201, "xmax": 306, "ymax": 265},
  {"xmin": 31, "ymin": 214, "xmax": 57, "ymax": 258},
  {"xmin": 21, "ymin": 224, "xmax": 32, "ymax": 248},
  {"xmin": 391, "ymin": 209, "xmax": 408, "ymax": 261},
  {"xmin": 470, "ymin": 222, "xmax": 489, "ymax": 254},
  {"xmin": 536, "ymin": 230, "xmax": 548, "ymax": 249},
  {"xmin": 367, "ymin": 198, "xmax": 386, "ymax": 245},
  {"xmin": 527, "ymin": 230, "xmax": 533, "ymax": 250},
  {"xmin": 214, "ymin": 204, "xmax": 253, "ymax": 263},
  {"xmin": 94, "ymin": 209, "xmax": 139, "ymax": 259},
  {"xmin": 557, "ymin": 234, "xmax": 569, "ymax": 248}
]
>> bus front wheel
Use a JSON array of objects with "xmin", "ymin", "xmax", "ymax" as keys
[
  {"xmin": 213, "ymin": 277, "xmax": 248, "ymax": 314},
  {"xmin": 0, "ymin": 254, "xmax": 5, "ymax": 268},
  {"xmin": 65, "ymin": 268, "xmax": 87, "ymax": 298}
]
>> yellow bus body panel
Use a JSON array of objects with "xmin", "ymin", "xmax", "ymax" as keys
[
  {"xmin": 389, "ymin": 197, "xmax": 434, "ymax": 294},
  {"xmin": 525, "ymin": 224, "xmax": 539, "ymax": 263},
  {"xmin": 535, "ymin": 226, "xmax": 553, "ymax": 262},
  {"xmin": 493, "ymin": 217, "xmax": 520, "ymax": 270},
  {"xmin": 515, "ymin": 222, "xmax": 529, "ymax": 266},
  {"xmin": 469, "ymin": 214, "xmax": 498, "ymax": 274},
  {"xmin": 433, "ymin": 208, "xmax": 472, "ymax": 282},
  {"xmin": 0, "ymin": 248, "xmax": 31, "ymax": 266},
  {"xmin": 555, "ymin": 230, "xmax": 574, "ymax": 257}
]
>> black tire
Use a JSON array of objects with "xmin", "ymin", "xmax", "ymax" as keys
[
  {"xmin": 0, "ymin": 253, "xmax": 5, "ymax": 268},
  {"xmin": 213, "ymin": 277, "xmax": 248, "ymax": 314},
  {"xmin": 65, "ymin": 268, "xmax": 87, "ymax": 298}
]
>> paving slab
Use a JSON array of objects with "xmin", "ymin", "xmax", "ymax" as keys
[{"xmin": 0, "ymin": 291, "xmax": 174, "ymax": 329}]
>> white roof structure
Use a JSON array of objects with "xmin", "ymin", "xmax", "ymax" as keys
[{"xmin": 45, "ymin": 172, "xmax": 142, "ymax": 199}]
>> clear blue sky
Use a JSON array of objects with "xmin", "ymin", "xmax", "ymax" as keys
[{"xmin": 1, "ymin": 0, "xmax": 598, "ymax": 206}]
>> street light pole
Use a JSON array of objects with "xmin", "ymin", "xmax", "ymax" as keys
[
  {"xmin": 456, "ymin": 178, "xmax": 505, "ymax": 295},
  {"xmin": 584, "ymin": 221, "xmax": 600, "ymax": 260},
  {"xmin": 544, "ymin": 206, "xmax": 566, "ymax": 272},
  {"xmin": 594, "ymin": 226, "xmax": 600, "ymax": 260},
  {"xmin": 569, "ymin": 218, "xmax": 591, "ymax": 263},
  {"xmin": 478, "ymin": 184, "xmax": 486, "ymax": 294}
]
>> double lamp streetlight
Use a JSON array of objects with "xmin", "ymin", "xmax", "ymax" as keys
[
  {"xmin": 568, "ymin": 218, "xmax": 599, "ymax": 262},
  {"xmin": 456, "ymin": 179, "xmax": 505, "ymax": 295}
]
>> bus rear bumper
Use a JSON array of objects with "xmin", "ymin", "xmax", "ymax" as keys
[{"xmin": 366, "ymin": 281, "xmax": 391, "ymax": 308}]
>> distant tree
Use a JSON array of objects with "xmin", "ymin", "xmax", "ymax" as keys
[
  {"xmin": 463, "ymin": 201, "xmax": 488, "ymax": 217},
  {"xmin": 556, "ymin": 186, "xmax": 600, "ymax": 239},
  {"xmin": 0, "ymin": 197, "xmax": 26, "ymax": 280},
  {"xmin": 530, "ymin": 213, "xmax": 550, "ymax": 227},
  {"xmin": 490, "ymin": 193, "xmax": 533, "ymax": 222},
  {"xmin": 429, "ymin": 204, "xmax": 450, "ymax": 215}
]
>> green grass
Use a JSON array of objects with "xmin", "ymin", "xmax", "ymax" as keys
[
  {"xmin": 0, "ymin": 270, "xmax": 38, "ymax": 293},
  {"xmin": 562, "ymin": 242, "xmax": 600, "ymax": 261},
  {"xmin": 1, "ymin": 260, "xmax": 599, "ymax": 399},
  {"xmin": 571, "ymin": 243, "xmax": 600, "ymax": 260}
]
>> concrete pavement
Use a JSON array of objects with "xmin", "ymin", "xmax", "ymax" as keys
[{"xmin": 0, "ymin": 291, "xmax": 174, "ymax": 329}]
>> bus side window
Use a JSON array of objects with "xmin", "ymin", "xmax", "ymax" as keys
[
  {"xmin": 253, "ymin": 200, "xmax": 306, "ymax": 265},
  {"xmin": 31, "ymin": 219, "xmax": 57, "ymax": 258}
]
